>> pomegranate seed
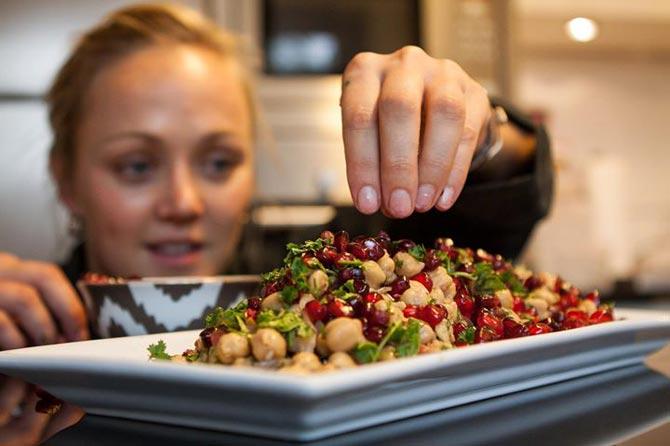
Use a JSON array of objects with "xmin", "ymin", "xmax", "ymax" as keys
[
  {"xmin": 454, "ymin": 292, "xmax": 475, "ymax": 319},
  {"xmin": 411, "ymin": 272, "xmax": 433, "ymax": 292},
  {"xmin": 328, "ymin": 299, "xmax": 352, "ymax": 318},
  {"xmin": 319, "ymin": 230, "xmax": 335, "ymax": 244},
  {"xmin": 477, "ymin": 310, "xmax": 504, "ymax": 337},
  {"xmin": 478, "ymin": 294, "xmax": 501, "ymax": 309},
  {"xmin": 368, "ymin": 308, "xmax": 390, "ymax": 327},
  {"xmin": 589, "ymin": 309, "xmax": 613, "ymax": 324},
  {"xmin": 316, "ymin": 246, "xmax": 339, "ymax": 267},
  {"xmin": 364, "ymin": 326, "xmax": 385, "ymax": 343},
  {"xmin": 565, "ymin": 310, "xmax": 588, "ymax": 323},
  {"xmin": 419, "ymin": 304, "xmax": 447, "ymax": 328},
  {"xmin": 527, "ymin": 323, "xmax": 553, "ymax": 335},
  {"xmin": 352, "ymin": 279, "xmax": 369, "ymax": 295},
  {"xmin": 475, "ymin": 249, "xmax": 494, "ymax": 263},
  {"xmin": 562, "ymin": 318, "xmax": 587, "ymax": 330},
  {"xmin": 475, "ymin": 326, "xmax": 500, "ymax": 343},
  {"xmin": 338, "ymin": 267, "xmax": 363, "ymax": 283},
  {"xmin": 492, "ymin": 256, "xmax": 508, "ymax": 272},
  {"xmin": 364, "ymin": 292, "xmax": 382, "ymax": 303},
  {"xmin": 247, "ymin": 297, "xmax": 261, "ymax": 310},
  {"xmin": 554, "ymin": 276, "xmax": 564, "ymax": 293},
  {"xmin": 395, "ymin": 239, "xmax": 416, "ymax": 252},
  {"xmin": 334, "ymin": 230, "xmax": 350, "ymax": 253},
  {"xmin": 262, "ymin": 281, "xmax": 280, "ymax": 297},
  {"xmin": 305, "ymin": 300, "xmax": 327, "ymax": 323},
  {"xmin": 452, "ymin": 320, "xmax": 473, "ymax": 345},
  {"xmin": 422, "ymin": 250, "xmax": 441, "ymax": 271},
  {"xmin": 503, "ymin": 318, "xmax": 528, "ymax": 338},
  {"xmin": 524, "ymin": 275, "xmax": 544, "ymax": 291},
  {"xmin": 403, "ymin": 304, "xmax": 419, "ymax": 318},
  {"xmin": 348, "ymin": 242, "xmax": 368, "ymax": 260},
  {"xmin": 512, "ymin": 296, "xmax": 526, "ymax": 313},
  {"xmin": 375, "ymin": 231, "xmax": 392, "ymax": 252},
  {"xmin": 199, "ymin": 327, "xmax": 224, "ymax": 349},
  {"xmin": 245, "ymin": 308, "xmax": 258, "ymax": 320},
  {"xmin": 458, "ymin": 263, "xmax": 475, "ymax": 274},
  {"xmin": 584, "ymin": 291, "xmax": 600, "ymax": 306},
  {"xmin": 390, "ymin": 277, "xmax": 410, "ymax": 298}
]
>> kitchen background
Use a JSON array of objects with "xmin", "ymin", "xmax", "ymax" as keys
[{"xmin": 0, "ymin": 0, "xmax": 668, "ymax": 298}]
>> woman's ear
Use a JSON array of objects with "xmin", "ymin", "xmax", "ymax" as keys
[{"xmin": 49, "ymin": 153, "xmax": 82, "ymax": 215}]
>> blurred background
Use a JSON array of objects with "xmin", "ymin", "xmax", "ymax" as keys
[{"xmin": 0, "ymin": 0, "xmax": 668, "ymax": 299}]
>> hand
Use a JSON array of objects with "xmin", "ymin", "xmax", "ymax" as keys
[
  {"xmin": 0, "ymin": 375, "xmax": 84, "ymax": 445},
  {"xmin": 340, "ymin": 46, "xmax": 492, "ymax": 217},
  {"xmin": 0, "ymin": 253, "xmax": 89, "ymax": 350}
]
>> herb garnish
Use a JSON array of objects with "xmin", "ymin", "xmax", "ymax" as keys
[{"xmin": 147, "ymin": 340, "xmax": 171, "ymax": 360}]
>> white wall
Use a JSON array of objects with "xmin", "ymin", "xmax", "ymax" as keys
[{"xmin": 517, "ymin": 56, "xmax": 670, "ymax": 292}]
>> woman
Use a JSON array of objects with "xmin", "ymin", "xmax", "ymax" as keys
[{"xmin": 0, "ymin": 4, "xmax": 548, "ymax": 350}]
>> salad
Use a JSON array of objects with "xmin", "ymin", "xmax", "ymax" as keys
[{"xmin": 148, "ymin": 230, "xmax": 613, "ymax": 373}]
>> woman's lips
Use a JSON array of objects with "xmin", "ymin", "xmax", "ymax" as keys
[{"xmin": 145, "ymin": 241, "xmax": 204, "ymax": 268}]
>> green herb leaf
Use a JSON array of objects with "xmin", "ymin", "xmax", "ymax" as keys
[
  {"xmin": 500, "ymin": 270, "xmax": 527, "ymax": 296},
  {"xmin": 338, "ymin": 259, "xmax": 363, "ymax": 268},
  {"xmin": 256, "ymin": 310, "xmax": 313, "ymax": 337},
  {"xmin": 457, "ymin": 326, "xmax": 476, "ymax": 345},
  {"xmin": 204, "ymin": 307, "xmax": 226, "ymax": 328},
  {"xmin": 289, "ymin": 257, "xmax": 311, "ymax": 292},
  {"xmin": 352, "ymin": 341, "xmax": 378, "ymax": 364},
  {"xmin": 473, "ymin": 262, "xmax": 506, "ymax": 295},
  {"xmin": 394, "ymin": 319, "xmax": 421, "ymax": 357},
  {"xmin": 283, "ymin": 238, "xmax": 326, "ymax": 263},
  {"xmin": 261, "ymin": 267, "xmax": 284, "ymax": 283},
  {"xmin": 183, "ymin": 349, "xmax": 199, "ymax": 362},
  {"xmin": 408, "ymin": 244, "xmax": 427, "ymax": 261},
  {"xmin": 434, "ymin": 251, "xmax": 455, "ymax": 273},
  {"xmin": 204, "ymin": 302, "xmax": 248, "ymax": 330},
  {"xmin": 280, "ymin": 285, "xmax": 299, "ymax": 305},
  {"xmin": 147, "ymin": 340, "xmax": 171, "ymax": 360}
]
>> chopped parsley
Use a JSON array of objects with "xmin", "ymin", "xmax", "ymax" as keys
[
  {"xmin": 256, "ymin": 310, "xmax": 313, "ymax": 338},
  {"xmin": 457, "ymin": 326, "xmax": 476, "ymax": 345},
  {"xmin": 147, "ymin": 340, "xmax": 171, "ymax": 360},
  {"xmin": 332, "ymin": 279, "xmax": 359, "ymax": 300},
  {"xmin": 408, "ymin": 244, "xmax": 427, "ymax": 262},
  {"xmin": 261, "ymin": 267, "xmax": 283, "ymax": 283},
  {"xmin": 473, "ymin": 262, "xmax": 506, "ymax": 295},
  {"xmin": 352, "ymin": 341, "xmax": 378, "ymax": 364},
  {"xmin": 392, "ymin": 319, "xmax": 421, "ymax": 357},
  {"xmin": 204, "ymin": 302, "xmax": 248, "ymax": 330},
  {"xmin": 500, "ymin": 270, "xmax": 527, "ymax": 296},
  {"xmin": 338, "ymin": 259, "xmax": 363, "ymax": 268},
  {"xmin": 283, "ymin": 238, "xmax": 327, "ymax": 263}
]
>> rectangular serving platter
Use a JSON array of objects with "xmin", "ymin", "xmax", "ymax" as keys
[{"xmin": 0, "ymin": 308, "xmax": 668, "ymax": 441}]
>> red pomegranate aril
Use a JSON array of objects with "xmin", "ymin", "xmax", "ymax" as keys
[
  {"xmin": 364, "ymin": 326, "xmax": 385, "ymax": 343},
  {"xmin": 562, "ymin": 318, "xmax": 587, "ymax": 330},
  {"xmin": 512, "ymin": 296, "xmax": 526, "ymax": 313},
  {"xmin": 589, "ymin": 309, "xmax": 613, "ymax": 324},
  {"xmin": 503, "ymin": 318, "xmax": 528, "ymax": 338},
  {"xmin": 319, "ymin": 230, "xmax": 335, "ymax": 244},
  {"xmin": 565, "ymin": 310, "xmax": 588, "ymax": 322},
  {"xmin": 305, "ymin": 300, "xmax": 327, "ymax": 323},
  {"xmin": 199, "ymin": 327, "xmax": 224, "ymax": 349},
  {"xmin": 403, "ymin": 304, "xmax": 419, "ymax": 318},
  {"xmin": 316, "ymin": 246, "xmax": 339, "ymax": 267},
  {"xmin": 328, "ymin": 299, "xmax": 352, "ymax": 318},
  {"xmin": 245, "ymin": 308, "xmax": 258, "ymax": 320},
  {"xmin": 352, "ymin": 279, "xmax": 369, "ymax": 295},
  {"xmin": 527, "ymin": 322, "xmax": 553, "ymax": 335},
  {"xmin": 349, "ymin": 297, "xmax": 366, "ymax": 318},
  {"xmin": 559, "ymin": 293, "xmax": 579, "ymax": 310},
  {"xmin": 477, "ymin": 310, "xmax": 504, "ymax": 337},
  {"xmin": 262, "ymin": 281, "xmax": 280, "ymax": 297},
  {"xmin": 334, "ymin": 230, "xmax": 350, "ymax": 253},
  {"xmin": 395, "ymin": 239, "xmax": 416, "ymax": 252},
  {"xmin": 492, "ymin": 255, "xmax": 508, "ymax": 272},
  {"xmin": 390, "ymin": 277, "xmax": 410, "ymax": 298},
  {"xmin": 584, "ymin": 290, "xmax": 600, "ymax": 306},
  {"xmin": 411, "ymin": 272, "xmax": 433, "ymax": 292},
  {"xmin": 419, "ymin": 304, "xmax": 447, "ymax": 328},
  {"xmin": 348, "ymin": 242, "xmax": 368, "ymax": 260},
  {"xmin": 524, "ymin": 275, "xmax": 544, "ymax": 291},
  {"xmin": 458, "ymin": 263, "xmax": 475, "ymax": 274},
  {"xmin": 368, "ymin": 309, "xmax": 390, "ymax": 327},
  {"xmin": 364, "ymin": 292, "xmax": 382, "ymax": 303},
  {"xmin": 376, "ymin": 231, "xmax": 392, "ymax": 252},
  {"xmin": 423, "ymin": 250, "xmax": 441, "ymax": 271},
  {"xmin": 338, "ymin": 267, "xmax": 363, "ymax": 283},
  {"xmin": 554, "ymin": 276, "xmax": 564, "ymax": 293},
  {"xmin": 247, "ymin": 297, "xmax": 261, "ymax": 310},
  {"xmin": 475, "ymin": 326, "xmax": 499, "ymax": 343},
  {"xmin": 455, "ymin": 293, "xmax": 475, "ymax": 319},
  {"xmin": 452, "ymin": 320, "xmax": 472, "ymax": 345},
  {"xmin": 478, "ymin": 294, "xmax": 501, "ymax": 309}
]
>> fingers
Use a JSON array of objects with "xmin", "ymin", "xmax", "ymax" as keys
[
  {"xmin": 436, "ymin": 84, "xmax": 491, "ymax": 211},
  {"xmin": 0, "ymin": 254, "xmax": 88, "ymax": 342},
  {"xmin": 0, "ymin": 280, "xmax": 58, "ymax": 346},
  {"xmin": 378, "ymin": 67, "xmax": 424, "ymax": 218},
  {"xmin": 0, "ymin": 311, "xmax": 27, "ymax": 351},
  {"xmin": 341, "ymin": 52, "xmax": 383, "ymax": 215},
  {"xmin": 0, "ymin": 391, "xmax": 50, "ymax": 446},
  {"xmin": 40, "ymin": 403, "xmax": 85, "ymax": 443},
  {"xmin": 415, "ymin": 78, "xmax": 465, "ymax": 212},
  {"xmin": 0, "ymin": 377, "xmax": 27, "ymax": 425}
]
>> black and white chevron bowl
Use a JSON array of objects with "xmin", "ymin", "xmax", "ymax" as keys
[{"xmin": 76, "ymin": 275, "xmax": 260, "ymax": 338}]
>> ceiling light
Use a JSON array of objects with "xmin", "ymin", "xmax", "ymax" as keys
[{"xmin": 565, "ymin": 17, "xmax": 599, "ymax": 43}]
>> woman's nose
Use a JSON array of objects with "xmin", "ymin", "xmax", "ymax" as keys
[{"xmin": 156, "ymin": 165, "xmax": 205, "ymax": 223}]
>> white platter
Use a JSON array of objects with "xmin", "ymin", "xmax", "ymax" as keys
[{"xmin": 0, "ymin": 308, "xmax": 668, "ymax": 441}]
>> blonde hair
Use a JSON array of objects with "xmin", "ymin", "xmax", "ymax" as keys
[{"xmin": 47, "ymin": 3, "xmax": 255, "ymax": 180}]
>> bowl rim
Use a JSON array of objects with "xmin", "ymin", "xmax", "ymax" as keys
[{"xmin": 77, "ymin": 274, "xmax": 261, "ymax": 287}]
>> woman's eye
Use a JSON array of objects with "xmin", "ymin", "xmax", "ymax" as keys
[
  {"xmin": 115, "ymin": 159, "xmax": 155, "ymax": 183},
  {"xmin": 202, "ymin": 153, "xmax": 239, "ymax": 179}
]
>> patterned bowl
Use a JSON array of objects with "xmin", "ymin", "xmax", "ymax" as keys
[{"xmin": 76, "ymin": 275, "xmax": 260, "ymax": 338}]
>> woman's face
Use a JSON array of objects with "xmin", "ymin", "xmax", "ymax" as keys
[{"xmin": 65, "ymin": 44, "xmax": 254, "ymax": 277}]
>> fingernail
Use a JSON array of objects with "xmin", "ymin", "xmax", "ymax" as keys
[
  {"xmin": 357, "ymin": 186, "xmax": 379, "ymax": 214},
  {"xmin": 415, "ymin": 184, "xmax": 435, "ymax": 211},
  {"xmin": 437, "ymin": 186, "xmax": 455, "ymax": 210},
  {"xmin": 389, "ymin": 188, "xmax": 412, "ymax": 217}
]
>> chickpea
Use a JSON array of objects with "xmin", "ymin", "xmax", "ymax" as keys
[
  {"xmin": 445, "ymin": 301, "xmax": 458, "ymax": 323},
  {"xmin": 495, "ymin": 289, "xmax": 514, "ymax": 309},
  {"xmin": 288, "ymin": 333, "xmax": 317, "ymax": 353},
  {"xmin": 529, "ymin": 287, "xmax": 559, "ymax": 305},
  {"xmin": 378, "ymin": 346, "xmax": 396, "ymax": 362},
  {"xmin": 400, "ymin": 280, "xmax": 430, "ymax": 306},
  {"xmin": 315, "ymin": 333, "xmax": 330, "ymax": 357},
  {"xmin": 308, "ymin": 270, "xmax": 329, "ymax": 297},
  {"xmin": 232, "ymin": 357, "xmax": 253, "ymax": 367},
  {"xmin": 362, "ymin": 260, "xmax": 386, "ymax": 290},
  {"xmin": 538, "ymin": 272, "xmax": 557, "ymax": 291},
  {"xmin": 324, "ymin": 317, "xmax": 364, "ymax": 353},
  {"xmin": 377, "ymin": 252, "xmax": 397, "ymax": 284},
  {"xmin": 214, "ymin": 332, "xmax": 250, "ymax": 364},
  {"xmin": 428, "ymin": 267, "xmax": 453, "ymax": 294},
  {"xmin": 418, "ymin": 321, "xmax": 436, "ymax": 344},
  {"xmin": 328, "ymin": 351, "xmax": 357, "ymax": 369},
  {"xmin": 393, "ymin": 252, "xmax": 425, "ymax": 278},
  {"xmin": 291, "ymin": 351, "xmax": 322, "ymax": 371},
  {"xmin": 578, "ymin": 299, "xmax": 597, "ymax": 316},
  {"xmin": 430, "ymin": 286, "xmax": 445, "ymax": 304},
  {"xmin": 435, "ymin": 319, "xmax": 452, "ymax": 344},
  {"xmin": 250, "ymin": 328, "xmax": 287, "ymax": 361},
  {"xmin": 526, "ymin": 297, "xmax": 550, "ymax": 320},
  {"xmin": 261, "ymin": 292, "xmax": 284, "ymax": 311}
]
